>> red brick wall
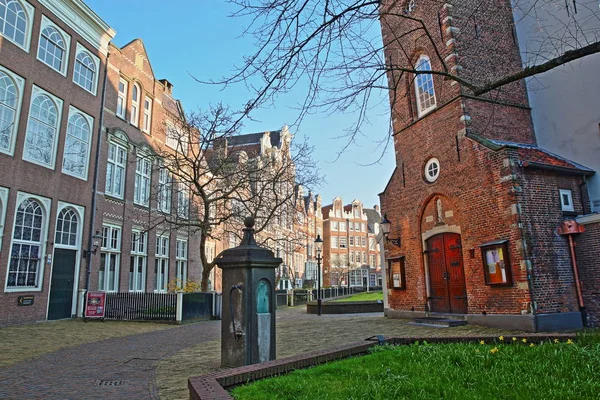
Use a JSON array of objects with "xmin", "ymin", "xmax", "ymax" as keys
[
  {"xmin": 575, "ymin": 219, "xmax": 600, "ymax": 327},
  {"xmin": 0, "ymin": 0, "xmax": 108, "ymax": 325}
]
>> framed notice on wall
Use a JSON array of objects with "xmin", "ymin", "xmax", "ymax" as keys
[{"xmin": 85, "ymin": 291, "xmax": 106, "ymax": 319}]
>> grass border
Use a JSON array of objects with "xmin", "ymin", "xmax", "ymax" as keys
[{"xmin": 188, "ymin": 333, "xmax": 576, "ymax": 400}]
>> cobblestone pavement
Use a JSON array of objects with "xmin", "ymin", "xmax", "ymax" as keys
[{"xmin": 0, "ymin": 306, "xmax": 541, "ymax": 399}]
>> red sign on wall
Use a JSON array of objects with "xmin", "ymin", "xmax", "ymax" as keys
[{"xmin": 85, "ymin": 291, "xmax": 106, "ymax": 318}]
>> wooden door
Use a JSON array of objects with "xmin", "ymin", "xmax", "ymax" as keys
[
  {"xmin": 426, "ymin": 234, "xmax": 450, "ymax": 313},
  {"xmin": 48, "ymin": 249, "xmax": 76, "ymax": 320},
  {"xmin": 426, "ymin": 233, "xmax": 468, "ymax": 314}
]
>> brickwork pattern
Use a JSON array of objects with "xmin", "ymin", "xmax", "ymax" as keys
[{"xmin": 575, "ymin": 220, "xmax": 600, "ymax": 327}]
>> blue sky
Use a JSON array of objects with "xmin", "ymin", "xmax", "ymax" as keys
[{"xmin": 85, "ymin": 0, "xmax": 395, "ymax": 209}]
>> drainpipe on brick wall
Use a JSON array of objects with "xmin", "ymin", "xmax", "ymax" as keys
[
  {"xmin": 558, "ymin": 220, "xmax": 587, "ymax": 326},
  {"xmin": 84, "ymin": 47, "xmax": 111, "ymax": 307}
]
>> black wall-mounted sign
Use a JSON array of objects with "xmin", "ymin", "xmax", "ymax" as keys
[{"xmin": 17, "ymin": 295, "xmax": 35, "ymax": 306}]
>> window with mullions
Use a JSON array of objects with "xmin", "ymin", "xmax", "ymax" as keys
[
  {"xmin": 157, "ymin": 164, "xmax": 171, "ymax": 213},
  {"xmin": 106, "ymin": 142, "xmax": 127, "ymax": 198},
  {"xmin": 155, "ymin": 235, "xmax": 169, "ymax": 292},
  {"xmin": 0, "ymin": 68, "xmax": 23, "ymax": 155},
  {"xmin": 55, "ymin": 207, "xmax": 78, "ymax": 247},
  {"xmin": 37, "ymin": 18, "xmax": 69, "ymax": 75},
  {"xmin": 176, "ymin": 238, "xmax": 188, "ymax": 286},
  {"xmin": 0, "ymin": 0, "xmax": 29, "ymax": 48},
  {"xmin": 142, "ymin": 96, "xmax": 152, "ymax": 133},
  {"xmin": 7, "ymin": 198, "xmax": 44, "ymax": 288},
  {"xmin": 414, "ymin": 55, "xmax": 437, "ymax": 117},
  {"xmin": 62, "ymin": 109, "xmax": 92, "ymax": 179},
  {"xmin": 134, "ymin": 153, "xmax": 151, "ymax": 207},
  {"xmin": 116, "ymin": 78, "xmax": 127, "ymax": 119},
  {"xmin": 73, "ymin": 48, "xmax": 97, "ymax": 93},
  {"xmin": 23, "ymin": 88, "xmax": 62, "ymax": 168},
  {"xmin": 99, "ymin": 225, "xmax": 121, "ymax": 292},
  {"xmin": 129, "ymin": 230, "xmax": 147, "ymax": 292},
  {"xmin": 130, "ymin": 83, "xmax": 140, "ymax": 126}
]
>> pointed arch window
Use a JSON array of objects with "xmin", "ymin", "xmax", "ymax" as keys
[
  {"xmin": 7, "ymin": 198, "xmax": 44, "ymax": 288},
  {"xmin": 414, "ymin": 55, "xmax": 437, "ymax": 117}
]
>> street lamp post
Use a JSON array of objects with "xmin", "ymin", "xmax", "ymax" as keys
[{"xmin": 314, "ymin": 234, "xmax": 323, "ymax": 316}]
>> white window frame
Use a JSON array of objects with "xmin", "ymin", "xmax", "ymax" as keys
[
  {"xmin": 331, "ymin": 236, "xmax": 338, "ymax": 248},
  {"xmin": 339, "ymin": 236, "xmax": 347, "ymax": 249},
  {"xmin": 72, "ymin": 43, "xmax": 99, "ymax": 95},
  {"xmin": 0, "ymin": 65, "xmax": 25, "ymax": 156},
  {"xmin": 133, "ymin": 150, "xmax": 151, "ymax": 207},
  {"xmin": 36, "ymin": 16, "xmax": 70, "ymax": 76},
  {"xmin": 414, "ymin": 55, "xmax": 437, "ymax": 117},
  {"xmin": 116, "ymin": 78, "xmax": 127, "ymax": 119},
  {"xmin": 23, "ymin": 85, "xmax": 63, "ymax": 169},
  {"xmin": 99, "ymin": 223, "xmax": 121, "ymax": 292},
  {"xmin": 177, "ymin": 182, "xmax": 189, "ymax": 219},
  {"xmin": 129, "ymin": 229, "xmax": 147, "ymax": 292},
  {"xmin": 559, "ymin": 189, "xmax": 575, "ymax": 212},
  {"xmin": 0, "ymin": 186, "xmax": 8, "ymax": 252},
  {"xmin": 0, "ymin": 0, "xmax": 34, "ymax": 52},
  {"xmin": 105, "ymin": 141, "xmax": 127, "ymax": 199},
  {"xmin": 5, "ymin": 192, "xmax": 51, "ymax": 292},
  {"xmin": 142, "ymin": 96, "xmax": 152, "ymax": 133},
  {"xmin": 157, "ymin": 163, "xmax": 172, "ymax": 213},
  {"xmin": 340, "ymin": 222, "xmax": 346, "ymax": 231},
  {"xmin": 62, "ymin": 106, "xmax": 93, "ymax": 180},
  {"xmin": 331, "ymin": 221, "xmax": 338, "ymax": 231},
  {"xmin": 155, "ymin": 234, "xmax": 169, "ymax": 292},
  {"xmin": 130, "ymin": 83, "xmax": 140, "ymax": 126},
  {"xmin": 424, "ymin": 157, "xmax": 440, "ymax": 183},
  {"xmin": 176, "ymin": 238, "xmax": 188, "ymax": 286}
]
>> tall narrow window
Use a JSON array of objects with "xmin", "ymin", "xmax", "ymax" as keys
[
  {"xmin": 177, "ymin": 182, "xmax": 189, "ymax": 219},
  {"xmin": 155, "ymin": 235, "xmax": 169, "ymax": 292},
  {"xmin": 414, "ymin": 55, "xmax": 437, "ymax": 116},
  {"xmin": 7, "ymin": 198, "xmax": 44, "ymax": 288},
  {"xmin": 130, "ymin": 230, "xmax": 147, "ymax": 292},
  {"xmin": 130, "ymin": 83, "xmax": 140, "ymax": 126},
  {"xmin": 73, "ymin": 48, "xmax": 97, "ymax": 93},
  {"xmin": 62, "ymin": 109, "xmax": 92, "ymax": 179},
  {"xmin": 116, "ymin": 78, "xmax": 127, "ymax": 119},
  {"xmin": 55, "ymin": 207, "xmax": 78, "ymax": 247},
  {"xmin": 37, "ymin": 22, "xmax": 68, "ymax": 74},
  {"xmin": 158, "ymin": 164, "xmax": 172, "ymax": 213},
  {"xmin": 0, "ymin": 70, "xmax": 20, "ymax": 154},
  {"xmin": 99, "ymin": 225, "xmax": 121, "ymax": 292},
  {"xmin": 142, "ymin": 96, "xmax": 152, "ymax": 133},
  {"xmin": 0, "ymin": 0, "xmax": 28, "ymax": 47},
  {"xmin": 176, "ymin": 238, "xmax": 188, "ymax": 285},
  {"xmin": 105, "ymin": 142, "xmax": 127, "ymax": 198},
  {"xmin": 134, "ymin": 153, "xmax": 151, "ymax": 207},
  {"xmin": 24, "ymin": 89, "xmax": 62, "ymax": 168}
]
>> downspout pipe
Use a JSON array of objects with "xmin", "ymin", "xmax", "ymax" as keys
[
  {"xmin": 84, "ymin": 47, "xmax": 111, "ymax": 307},
  {"xmin": 558, "ymin": 220, "xmax": 587, "ymax": 327}
]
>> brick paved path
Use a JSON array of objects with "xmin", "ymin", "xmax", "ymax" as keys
[
  {"xmin": 0, "ymin": 319, "xmax": 220, "ymax": 400},
  {"xmin": 0, "ymin": 307, "xmax": 530, "ymax": 399}
]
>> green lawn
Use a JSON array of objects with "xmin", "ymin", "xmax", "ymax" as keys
[
  {"xmin": 332, "ymin": 291, "xmax": 383, "ymax": 302},
  {"xmin": 231, "ymin": 335, "xmax": 600, "ymax": 400}
]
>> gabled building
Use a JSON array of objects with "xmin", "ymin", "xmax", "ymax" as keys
[
  {"xmin": 378, "ymin": 0, "xmax": 596, "ymax": 331},
  {"xmin": 0, "ymin": 0, "xmax": 114, "ymax": 325}
]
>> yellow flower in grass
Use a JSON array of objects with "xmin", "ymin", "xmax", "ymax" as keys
[
  {"xmin": 512, "ymin": 337, "xmax": 518, "ymax": 342},
  {"xmin": 475, "ymin": 349, "xmax": 480, "ymax": 353},
  {"xmin": 567, "ymin": 339, "xmax": 574, "ymax": 345},
  {"xmin": 499, "ymin": 336, "xmax": 504, "ymax": 341},
  {"xmin": 480, "ymin": 340, "xmax": 485, "ymax": 345},
  {"xmin": 490, "ymin": 347, "xmax": 499, "ymax": 354},
  {"xmin": 522, "ymin": 338, "xmax": 527, "ymax": 343},
  {"xmin": 554, "ymin": 339, "xmax": 560, "ymax": 344},
  {"xmin": 530, "ymin": 343, "xmax": 535, "ymax": 347}
]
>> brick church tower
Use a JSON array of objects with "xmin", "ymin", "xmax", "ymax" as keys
[{"xmin": 379, "ymin": 0, "xmax": 594, "ymax": 331}]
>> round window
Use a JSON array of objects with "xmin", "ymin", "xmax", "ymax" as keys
[{"xmin": 424, "ymin": 158, "xmax": 440, "ymax": 182}]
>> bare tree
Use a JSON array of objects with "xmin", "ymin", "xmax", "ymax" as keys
[
  {"xmin": 140, "ymin": 104, "xmax": 322, "ymax": 291},
  {"xmin": 206, "ymin": 0, "xmax": 600, "ymax": 153}
]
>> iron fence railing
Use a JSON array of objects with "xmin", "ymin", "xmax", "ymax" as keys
[{"xmin": 105, "ymin": 292, "xmax": 177, "ymax": 321}]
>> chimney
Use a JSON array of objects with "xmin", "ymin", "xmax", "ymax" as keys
[
  {"xmin": 374, "ymin": 205, "xmax": 380, "ymax": 214},
  {"xmin": 159, "ymin": 79, "xmax": 173, "ymax": 95}
]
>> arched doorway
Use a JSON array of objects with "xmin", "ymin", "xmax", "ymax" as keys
[{"xmin": 425, "ymin": 233, "xmax": 467, "ymax": 314}]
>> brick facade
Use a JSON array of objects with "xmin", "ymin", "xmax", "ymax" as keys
[
  {"xmin": 379, "ymin": 0, "xmax": 594, "ymax": 331},
  {"xmin": 575, "ymin": 216, "xmax": 600, "ymax": 327},
  {"xmin": 0, "ymin": 0, "xmax": 114, "ymax": 325}
]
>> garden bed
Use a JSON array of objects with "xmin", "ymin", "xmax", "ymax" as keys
[{"xmin": 189, "ymin": 333, "xmax": 588, "ymax": 400}]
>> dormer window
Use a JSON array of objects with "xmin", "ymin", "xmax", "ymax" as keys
[{"xmin": 414, "ymin": 55, "xmax": 436, "ymax": 117}]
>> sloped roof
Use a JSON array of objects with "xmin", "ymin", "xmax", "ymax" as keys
[
  {"xmin": 468, "ymin": 134, "xmax": 595, "ymax": 176},
  {"xmin": 227, "ymin": 130, "xmax": 282, "ymax": 148},
  {"xmin": 364, "ymin": 208, "xmax": 381, "ymax": 234}
]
